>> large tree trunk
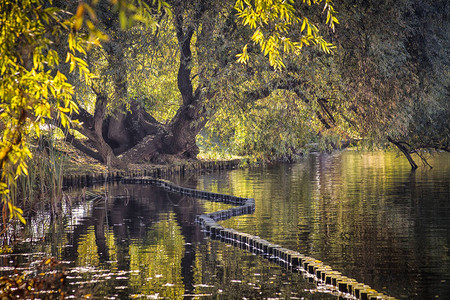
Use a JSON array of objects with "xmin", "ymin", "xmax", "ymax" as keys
[
  {"xmin": 69, "ymin": 1, "xmax": 209, "ymax": 165},
  {"xmin": 103, "ymin": 101, "xmax": 166, "ymax": 155},
  {"xmin": 68, "ymin": 30, "xmax": 167, "ymax": 166},
  {"xmin": 70, "ymin": 97, "xmax": 167, "ymax": 166},
  {"xmin": 118, "ymin": 3, "xmax": 208, "ymax": 163},
  {"xmin": 166, "ymin": 3, "xmax": 208, "ymax": 157},
  {"xmin": 71, "ymin": 92, "xmax": 124, "ymax": 168},
  {"xmin": 68, "ymin": 32, "xmax": 131, "ymax": 168}
]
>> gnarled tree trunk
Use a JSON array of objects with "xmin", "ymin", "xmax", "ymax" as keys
[
  {"xmin": 120, "ymin": 3, "xmax": 208, "ymax": 163},
  {"xmin": 68, "ymin": 1, "xmax": 209, "ymax": 167}
]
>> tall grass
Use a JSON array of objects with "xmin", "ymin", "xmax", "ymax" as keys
[{"xmin": 11, "ymin": 131, "xmax": 68, "ymax": 218}]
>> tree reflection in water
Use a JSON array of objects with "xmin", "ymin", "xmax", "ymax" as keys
[{"xmin": 5, "ymin": 151, "xmax": 450, "ymax": 299}]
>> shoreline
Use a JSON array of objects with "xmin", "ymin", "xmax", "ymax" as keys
[{"xmin": 62, "ymin": 159, "xmax": 245, "ymax": 187}]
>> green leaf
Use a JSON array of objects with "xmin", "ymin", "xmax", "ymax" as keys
[{"xmin": 119, "ymin": 10, "xmax": 127, "ymax": 30}]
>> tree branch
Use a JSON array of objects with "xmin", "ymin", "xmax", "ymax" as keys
[
  {"xmin": 388, "ymin": 136, "xmax": 418, "ymax": 170},
  {"xmin": 411, "ymin": 150, "xmax": 433, "ymax": 169}
]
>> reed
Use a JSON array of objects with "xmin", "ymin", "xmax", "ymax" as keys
[{"xmin": 13, "ymin": 131, "xmax": 68, "ymax": 217}]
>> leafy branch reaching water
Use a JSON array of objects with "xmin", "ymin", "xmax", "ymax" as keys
[{"xmin": 0, "ymin": 0, "xmax": 83, "ymax": 231}]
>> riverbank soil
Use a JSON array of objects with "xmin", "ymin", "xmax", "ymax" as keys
[{"xmin": 55, "ymin": 139, "xmax": 220, "ymax": 176}]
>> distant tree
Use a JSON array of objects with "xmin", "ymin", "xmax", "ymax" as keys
[
  {"xmin": 200, "ymin": 0, "xmax": 449, "ymax": 167},
  {"xmin": 332, "ymin": 0, "xmax": 449, "ymax": 168}
]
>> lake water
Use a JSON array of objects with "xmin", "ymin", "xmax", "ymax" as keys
[{"xmin": 2, "ymin": 150, "xmax": 449, "ymax": 299}]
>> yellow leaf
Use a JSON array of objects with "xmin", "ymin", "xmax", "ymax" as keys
[
  {"xmin": 17, "ymin": 213, "xmax": 26, "ymax": 225},
  {"xmin": 7, "ymin": 202, "xmax": 13, "ymax": 219},
  {"xmin": 69, "ymin": 60, "xmax": 75, "ymax": 73},
  {"xmin": 301, "ymin": 18, "xmax": 307, "ymax": 32},
  {"xmin": 58, "ymin": 106, "xmax": 70, "ymax": 113},
  {"xmin": 74, "ymin": 4, "xmax": 85, "ymax": 30},
  {"xmin": 0, "ymin": 146, "xmax": 11, "ymax": 161},
  {"xmin": 21, "ymin": 164, "xmax": 28, "ymax": 176}
]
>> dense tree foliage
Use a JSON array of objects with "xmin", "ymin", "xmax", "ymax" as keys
[
  {"xmin": 0, "ymin": 0, "xmax": 336, "ymax": 224},
  {"xmin": 1, "ymin": 0, "xmax": 448, "ymax": 225},
  {"xmin": 54, "ymin": 0, "xmax": 337, "ymax": 166},
  {"xmin": 333, "ymin": 0, "xmax": 449, "ymax": 168},
  {"xmin": 203, "ymin": 0, "xmax": 449, "ymax": 166},
  {"xmin": 0, "ymin": 0, "xmax": 89, "ymax": 227},
  {"xmin": 0, "ymin": 0, "xmax": 165, "ymax": 225}
]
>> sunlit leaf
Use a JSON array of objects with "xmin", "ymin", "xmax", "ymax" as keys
[{"xmin": 74, "ymin": 5, "xmax": 84, "ymax": 31}]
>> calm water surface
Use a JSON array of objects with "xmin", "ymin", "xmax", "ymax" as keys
[{"xmin": 3, "ymin": 151, "xmax": 450, "ymax": 299}]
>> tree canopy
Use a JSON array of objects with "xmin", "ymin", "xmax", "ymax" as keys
[{"xmin": 1, "ymin": 0, "xmax": 449, "ymax": 225}]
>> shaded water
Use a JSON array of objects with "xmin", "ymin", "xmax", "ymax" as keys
[{"xmin": 2, "ymin": 151, "xmax": 450, "ymax": 299}]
